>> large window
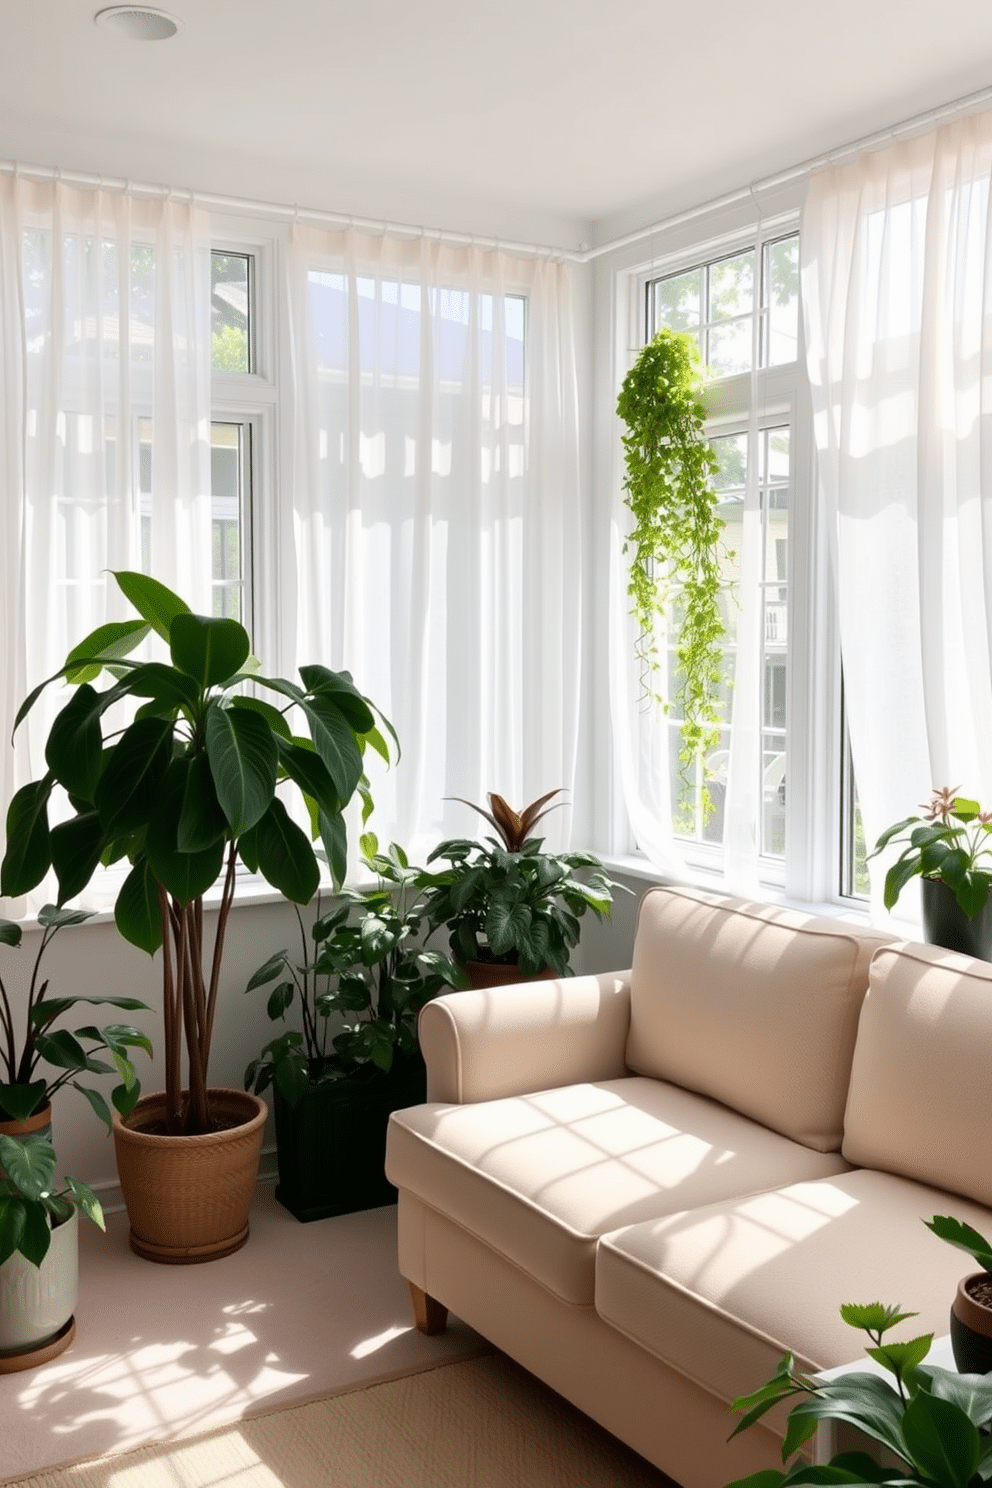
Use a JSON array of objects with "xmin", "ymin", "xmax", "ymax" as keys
[{"xmin": 642, "ymin": 233, "xmax": 803, "ymax": 880}]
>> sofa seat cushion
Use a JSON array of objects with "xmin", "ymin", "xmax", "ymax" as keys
[
  {"xmin": 596, "ymin": 1167, "xmax": 992, "ymax": 1409},
  {"xmin": 626, "ymin": 887, "xmax": 894, "ymax": 1152},
  {"xmin": 386, "ymin": 1077, "xmax": 850, "ymax": 1307}
]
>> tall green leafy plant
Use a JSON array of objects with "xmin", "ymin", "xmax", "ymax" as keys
[
  {"xmin": 0, "ymin": 571, "xmax": 391, "ymax": 1137},
  {"xmin": 616, "ymin": 328, "xmax": 725, "ymax": 804}
]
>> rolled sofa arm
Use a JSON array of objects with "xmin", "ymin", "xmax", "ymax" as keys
[{"xmin": 418, "ymin": 969, "xmax": 632, "ymax": 1105}]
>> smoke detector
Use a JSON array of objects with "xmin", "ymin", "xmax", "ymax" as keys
[{"xmin": 94, "ymin": 7, "xmax": 183, "ymax": 40}]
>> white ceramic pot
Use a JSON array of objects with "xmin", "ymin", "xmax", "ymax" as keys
[{"xmin": 0, "ymin": 1205, "xmax": 78, "ymax": 1357}]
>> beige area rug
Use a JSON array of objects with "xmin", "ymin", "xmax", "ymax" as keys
[
  {"xmin": 0, "ymin": 1352, "xmax": 677, "ymax": 1488},
  {"xmin": 0, "ymin": 1185, "xmax": 486, "ymax": 1484}
]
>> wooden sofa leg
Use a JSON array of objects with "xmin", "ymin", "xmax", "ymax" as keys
[{"xmin": 409, "ymin": 1281, "xmax": 448, "ymax": 1335}]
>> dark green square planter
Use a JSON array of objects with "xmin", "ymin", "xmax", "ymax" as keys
[{"xmin": 272, "ymin": 1054, "xmax": 427, "ymax": 1222}]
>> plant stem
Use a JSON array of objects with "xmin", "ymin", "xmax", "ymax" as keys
[{"xmin": 0, "ymin": 974, "xmax": 16, "ymax": 1084}]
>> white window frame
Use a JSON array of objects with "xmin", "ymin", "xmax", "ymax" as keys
[{"xmin": 616, "ymin": 210, "xmax": 849, "ymax": 906}]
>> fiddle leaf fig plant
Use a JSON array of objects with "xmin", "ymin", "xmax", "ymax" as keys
[
  {"xmin": 616, "ymin": 328, "xmax": 726, "ymax": 806},
  {"xmin": 0, "ymin": 570, "xmax": 392, "ymax": 1137}
]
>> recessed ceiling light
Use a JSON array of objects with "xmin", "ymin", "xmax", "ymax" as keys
[{"xmin": 94, "ymin": 6, "xmax": 182, "ymax": 41}]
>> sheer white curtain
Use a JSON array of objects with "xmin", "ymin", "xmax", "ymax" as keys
[
  {"xmin": 284, "ymin": 226, "xmax": 583, "ymax": 861},
  {"xmin": 802, "ymin": 112, "xmax": 992, "ymax": 912},
  {"xmin": 0, "ymin": 175, "xmax": 213, "ymax": 914}
]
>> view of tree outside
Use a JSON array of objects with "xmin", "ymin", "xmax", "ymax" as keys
[
  {"xmin": 647, "ymin": 235, "xmax": 798, "ymax": 858},
  {"xmin": 211, "ymin": 252, "xmax": 251, "ymax": 373}
]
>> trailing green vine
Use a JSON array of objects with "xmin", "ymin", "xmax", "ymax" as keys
[{"xmin": 616, "ymin": 328, "xmax": 726, "ymax": 809}]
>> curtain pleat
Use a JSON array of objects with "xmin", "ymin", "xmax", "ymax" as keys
[
  {"xmin": 802, "ymin": 111, "xmax": 992, "ymax": 915},
  {"xmin": 286, "ymin": 226, "xmax": 583, "ymax": 862},
  {"xmin": 0, "ymin": 178, "xmax": 212, "ymax": 915}
]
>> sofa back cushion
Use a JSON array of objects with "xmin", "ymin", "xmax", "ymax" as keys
[
  {"xmin": 625, "ymin": 886, "xmax": 894, "ymax": 1152},
  {"xmin": 843, "ymin": 941, "xmax": 992, "ymax": 1202}
]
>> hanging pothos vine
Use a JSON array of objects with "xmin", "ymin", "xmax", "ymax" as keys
[{"xmin": 616, "ymin": 327, "xmax": 727, "ymax": 812}]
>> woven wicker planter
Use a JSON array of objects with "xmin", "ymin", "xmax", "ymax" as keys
[{"xmin": 113, "ymin": 1089, "xmax": 267, "ymax": 1265}]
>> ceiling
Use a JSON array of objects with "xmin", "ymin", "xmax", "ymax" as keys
[{"xmin": 4, "ymin": 0, "xmax": 992, "ymax": 248}]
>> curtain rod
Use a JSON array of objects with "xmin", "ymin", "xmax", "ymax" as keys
[{"xmin": 4, "ymin": 78, "xmax": 992, "ymax": 268}]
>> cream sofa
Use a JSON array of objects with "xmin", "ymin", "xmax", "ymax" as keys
[{"xmin": 385, "ymin": 885, "xmax": 992, "ymax": 1487}]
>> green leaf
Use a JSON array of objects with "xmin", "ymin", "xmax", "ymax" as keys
[
  {"xmin": 50, "ymin": 810, "xmax": 106, "ymax": 905},
  {"xmin": 36, "ymin": 904, "xmax": 94, "ymax": 931},
  {"xmin": 956, "ymin": 872, "xmax": 990, "ymax": 918},
  {"xmin": 292, "ymin": 688, "xmax": 364, "ymax": 802},
  {"xmin": 0, "ymin": 919, "xmax": 22, "ymax": 948},
  {"xmin": 319, "ymin": 808, "xmax": 348, "ymax": 890},
  {"xmin": 266, "ymin": 981, "xmax": 295, "ymax": 1020},
  {"xmin": 299, "ymin": 666, "xmax": 376, "ymax": 733},
  {"xmin": 486, "ymin": 899, "xmax": 532, "ymax": 956},
  {"xmin": 18, "ymin": 1199, "xmax": 51, "ymax": 1267},
  {"xmin": 205, "ymin": 702, "xmax": 278, "ymax": 838},
  {"xmin": 0, "ymin": 1132, "xmax": 56, "ymax": 1201},
  {"xmin": 230, "ymin": 695, "xmax": 292, "ymax": 740},
  {"xmin": 252, "ymin": 798, "xmax": 320, "ymax": 904},
  {"xmin": 72, "ymin": 1082, "xmax": 114, "ymax": 1132},
  {"xmin": 170, "ymin": 613, "xmax": 250, "ymax": 688},
  {"xmin": 113, "ymin": 570, "xmax": 191, "ymax": 641},
  {"xmin": 144, "ymin": 759, "xmax": 226, "ymax": 905},
  {"xmin": 95, "ymin": 716, "xmax": 174, "ymax": 838},
  {"xmin": 902, "ymin": 1389, "xmax": 980, "ymax": 1486},
  {"xmin": 64, "ymin": 617, "xmax": 151, "ymax": 683},
  {"xmin": 782, "ymin": 1374, "xmax": 909, "ymax": 1462},
  {"xmin": 0, "ymin": 1196, "xmax": 29, "ymax": 1268},
  {"xmin": 0, "ymin": 777, "xmax": 54, "ymax": 897},
  {"xmin": 922, "ymin": 1364, "xmax": 992, "ymax": 1428},
  {"xmin": 864, "ymin": 1335, "xmax": 933, "ymax": 1377},
  {"xmin": 115, "ymin": 858, "xmax": 164, "ymax": 955},
  {"xmin": 120, "ymin": 661, "xmax": 201, "ymax": 715},
  {"xmin": 44, "ymin": 683, "xmax": 105, "ymax": 800},
  {"xmin": 882, "ymin": 854, "xmax": 923, "ymax": 911},
  {"xmin": 246, "ymin": 951, "xmax": 291, "ymax": 992},
  {"xmin": 32, "ymin": 1029, "xmax": 105, "ymax": 1074},
  {"xmin": 64, "ymin": 1176, "xmax": 105, "ymax": 1231},
  {"xmin": 277, "ymin": 738, "xmax": 342, "ymax": 819},
  {"xmin": 839, "ymin": 1303, "xmax": 919, "ymax": 1335},
  {"xmin": 925, "ymin": 1215, "xmax": 992, "ymax": 1274},
  {"xmin": 177, "ymin": 753, "xmax": 227, "ymax": 853},
  {"xmin": 0, "ymin": 1080, "xmax": 48, "ymax": 1120}
]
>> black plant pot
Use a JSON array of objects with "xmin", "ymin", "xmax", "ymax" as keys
[
  {"xmin": 273, "ymin": 1054, "xmax": 427, "ymax": 1223},
  {"xmin": 921, "ymin": 877, "xmax": 992, "ymax": 962},
  {"xmin": 950, "ymin": 1273, "xmax": 992, "ymax": 1373}
]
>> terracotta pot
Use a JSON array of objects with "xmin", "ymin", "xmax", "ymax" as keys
[
  {"xmin": 112, "ymin": 1088, "xmax": 267, "ymax": 1265},
  {"xmin": 921, "ymin": 877, "xmax": 992, "ymax": 961},
  {"xmin": 462, "ymin": 959, "xmax": 557, "ymax": 990},
  {"xmin": 0, "ymin": 1206, "xmax": 77, "ymax": 1369},
  {"xmin": 0, "ymin": 1103, "xmax": 53, "ymax": 1181},
  {"xmin": 950, "ymin": 1272, "xmax": 992, "ymax": 1373}
]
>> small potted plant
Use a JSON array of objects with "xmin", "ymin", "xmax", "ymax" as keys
[
  {"xmin": 727, "ymin": 1297, "xmax": 992, "ymax": 1485},
  {"xmin": 869, "ymin": 786, "xmax": 992, "ymax": 958},
  {"xmin": 244, "ymin": 834, "xmax": 467, "ymax": 1220},
  {"xmin": 1, "ymin": 570, "xmax": 391, "ymax": 1262},
  {"xmin": 419, "ymin": 791, "xmax": 621, "ymax": 987},
  {"xmin": 0, "ymin": 1130, "xmax": 105, "ymax": 1369},
  {"xmin": 0, "ymin": 905, "xmax": 151, "ymax": 1134},
  {"xmin": 925, "ymin": 1213, "xmax": 992, "ymax": 1375}
]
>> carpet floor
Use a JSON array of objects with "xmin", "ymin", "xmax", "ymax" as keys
[
  {"xmin": 0, "ymin": 1352, "xmax": 677, "ymax": 1488},
  {"xmin": 0, "ymin": 1185, "xmax": 486, "ymax": 1483}
]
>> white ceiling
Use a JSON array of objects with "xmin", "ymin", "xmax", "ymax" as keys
[{"xmin": 4, "ymin": 0, "xmax": 992, "ymax": 248}]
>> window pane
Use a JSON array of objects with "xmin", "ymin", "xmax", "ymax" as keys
[
  {"xmin": 706, "ymin": 318, "xmax": 751, "ymax": 377},
  {"xmin": 652, "ymin": 268, "xmax": 702, "ymax": 334},
  {"xmin": 211, "ymin": 252, "xmax": 252, "ymax": 373},
  {"xmin": 764, "ymin": 236, "xmax": 799, "ymax": 366},
  {"xmin": 708, "ymin": 251, "xmax": 753, "ymax": 322},
  {"xmin": 210, "ymin": 422, "xmax": 246, "ymax": 619},
  {"xmin": 760, "ymin": 426, "xmax": 789, "ymax": 859}
]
